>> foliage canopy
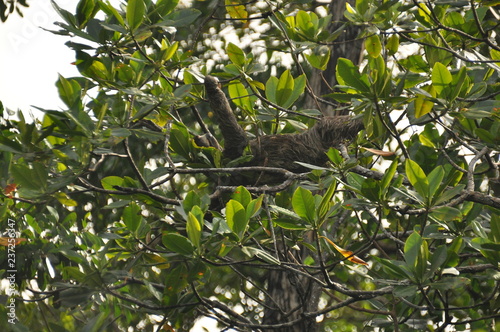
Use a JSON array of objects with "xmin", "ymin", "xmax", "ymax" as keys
[{"xmin": 1, "ymin": 0, "xmax": 500, "ymax": 331}]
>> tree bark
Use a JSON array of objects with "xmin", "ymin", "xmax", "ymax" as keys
[
  {"xmin": 261, "ymin": 1, "xmax": 365, "ymax": 329},
  {"xmin": 261, "ymin": 236, "xmax": 322, "ymax": 332},
  {"xmin": 303, "ymin": 0, "xmax": 365, "ymax": 115}
]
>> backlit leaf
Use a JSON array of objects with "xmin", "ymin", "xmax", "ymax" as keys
[
  {"xmin": 365, "ymin": 34, "xmax": 382, "ymax": 58},
  {"xmin": 276, "ymin": 70, "xmax": 294, "ymax": 107},
  {"xmin": 405, "ymin": 159, "xmax": 429, "ymax": 200},
  {"xmin": 292, "ymin": 187, "xmax": 316, "ymax": 224},
  {"xmin": 127, "ymin": 0, "xmax": 145, "ymax": 31},
  {"xmin": 432, "ymin": 62, "xmax": 452, "ymax": 97},
  {"xmin": 336, "ymin": 58, "xmax": 370, "ymax": 92},
  {"xmin": 187, "ymin": 212, "xmax": 202, "ymax": 248},
  {"xmin": 225, "ymin": 0, "xmax": 248, "ymax": 20},
  {"xmin": 226, "ymin": 199, "xmax": 248, "ymax": 238},
  {"xmin": 386, "ymin": 34, "xmax": 399, "ymax": 56},
  {"xmin": 227, "ymin": 42, "xmax": 245, "ymax": 67},
  {"xmin": 228, "ymin": 81, "xmax": 253, "ymax": 113}
]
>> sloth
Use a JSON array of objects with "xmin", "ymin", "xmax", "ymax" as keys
[{"xmin": 203, "ymin": 75, "xmax": 364, "ymax": 177}]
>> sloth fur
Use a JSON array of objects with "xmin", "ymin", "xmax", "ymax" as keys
[{"xmin": 204, "ymin": 76, "xmax": 363, "ymax": 175}]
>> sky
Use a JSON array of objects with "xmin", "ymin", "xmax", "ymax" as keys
[{"xmin": 0, "ymin": 0, "xmax": 79, "ymax": 118}]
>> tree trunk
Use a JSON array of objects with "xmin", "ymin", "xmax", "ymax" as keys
[
  {"xmin": 303, "ymin": 0, "xmax": 365, "ymax": 115},
  {"xmin": 261, "ymin": 234, "xmax": 321, "ymax": 332},
  {"xmin": 262, "ymin": 1, "xmax": 364, "ymax": 330}
]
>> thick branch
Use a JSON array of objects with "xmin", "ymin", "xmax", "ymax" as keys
[
  {"xmin": 205, "ymin": 75, "xmax": 249, "ymax": 159},
  {"xmin": 204, "ymin": 75, "xmax": 363, "ymax": 178}
]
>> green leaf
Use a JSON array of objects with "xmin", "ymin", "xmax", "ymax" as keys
[
  {"xmin": 53, "ymin": 193, "xmax": 77, "ymax": 207},
  {"xmin": 432, "ymin": 62, "xmax": 452, "ymax": 97},
  {"xmin": 122, "ymin": 203, "xmax": 142, "ymax": 233},
  {"xmin": 161, "ymin": 40, "xmax": 179, "ymax": 62},
  {"xmin": 427, "ymin": 245, "xmax": 447, "ymax": 278},
  {"xmin": 276, "ymin": 70, "xmax": 294, "ymax": 107},
  {"xmin": 162, "ymin": 233, "xmax": 195, "ymax": 256},
  {"xmin": 101, "ymin": 176, "xmax": 124, "ymax": 191},
  {"xmin": 371, "ymin": 256, "xmax": 410, "ymax": 279},
  {"xmin": 292, "ymin": 187, "xmax": 316, "ymax": 224},
  {"xmin": 405, "ymin": 159, "xmax": 429, "ymax": 200},
  {"xmin": 161, "ymin": 8, "xmax": 202, "ymax": 27},
  {"xmin": 416, "ymin": 238, "xmax": 429, "ymax": 280},
  {"xmin": 246, "ymin": 195, "xmax": 263, "ymax": 220},
  {"xmin": 242, "ymin": 246, "xmax": 280, "ymax": 265},
  {"xmin": 76, "ymin": 0, "xmax": 96, "ymax": 28},
  {"xmin": 386, "ymin": 34, "xmax": 399, "ymax": 56},
  {"xmin": 227, "ymin": 42, "xmax": 245, "ymax": 67},
  {"xmin": 305, "ymin": 46, "xmax": 330, "ymax": 70},
  {"xmin": 231, "ymin": 186, "xmax": 252, "ymax": 207},
  {"xmin": 490, "ymin": 214, "xmax": 500, "ymax": 243},
  {"xmin": 404, "ymin": 232, "xmax": 423, "ymax": 272},
  {"xmin": 317, "ymin": 180, "xmax": 337, "ymax": 223},
  {"xmin": 449, "ymin": 66, "xmax": 467, "ymax": 101},
  {"xmin": 326, "ymin": 148, "xmax": 343, "ymax": 165},
  {"xmin": 100, "ymin": 0, "xmax": 125, "ymax": 26},
  {"xmin": 427, "ymin": 166, "xmax": 444, "ymax": 201},
  {"xmin": 186, "ymin": 212, "xmax": 202, "ymax": 248},
  {"xmin": 13, "ymin": 162, "xmax": 48, "ymax": 192},
  {"xmin": 86, "ymin": 59, "xmax": 110, "ymax": 81},
  {"xmin": 190, "ymin": 205, "xmax": 205, "ymax": 227},
  {"xmin": 270, "ymin": 205, "xmax": 301, "ymax": 220},
  {"xmin": 56, "ymin": 75, "xmax": 81, "ymax": 108},
  {"xmin": 431, "ymin": 206, "xmax": 463, "ymax": 221},
  {"xmin": 0, "ymin": 135, "xmax": 23, "ymax": 153},
  {"xmin": 273, "ymin": 219, "xmax": 308, "ymax": 230},
  {"xmin": 444, "ymin": 236, "xmax": 462, "ymax": 267},
  {"xmin": 182, "ymin": 191, "xmax": 202, "ymax": 213},
  {"xmin": 51, "ymin": 0, "xmax": 78, "ymax": 27},
  {"xmin": 265, "ymin": 76, "xmax": 279, "ymax": 104},
  {"xmin": 336, "ymin": 58, "xmax": 370, "ymax": 93},
  {"xmin": 365, "ymin": 34, "xmax": 382, "ymax": 58},
  {"xmin": 296, "ymin": 10, "xmax": 317, "ymax": 39},
  {"xmin": 163, "ymin": 265, "xmax": 189, "ymax": 296},
  {"xmin": 127, "ymin": 0, "xmax": 145, "ymax": 31},
  {"xmin": 144, "ymin": 280, "xmax": 163, "ymax": 301},
  {"xmin": 380, "ymin": 159, "xmax": 398, "ymax": 197},
  {"xmin": 174, "ymin": 84, "xmax": 192, "ymax": 98},
  {"xmin": 430, "ymin": 277, "xmax": 470, "ymax": 291},
  {"xmin": 156, "ymin": 0, "xmax": 179, "ymax": 16},
  {"xmin": 228, "ymin": 81, "xmax": 253, "ymax": 113},
  {"xmin": 169, "ymin": 123, "xmax": 193, "ymax": 160},
  {"xmin": 225, "ymin": 0, "xmax": 248, "ymax": 20},
  {"xmin": 286, "ymin": 74, "xmax": 306, "ymax": 108},
  {"xmin": 111, "ymin": 128, "xmax": 131, "ymax": 138},
  {"xmin": 103, "ymin": 200, "xmax": 131, "ymax": 209},
  {"xmin": 226, "ymin": 199, "xmax": 248, "ymax": 238},
  {"xmin": 434, "ymin": 184, "xmax": 465, "ymax": 205},
  {"xmin": 393, "ymin": 285, "xmax": 418, "ymax": 298},
  {"xmin": 414, "ymin": 85, "xmax": 435, "ymax": 118}
]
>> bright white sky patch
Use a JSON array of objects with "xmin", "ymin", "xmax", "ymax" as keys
[{"xmin": 0, "ymin": 0, "xmax": 78, "ymax": 116}]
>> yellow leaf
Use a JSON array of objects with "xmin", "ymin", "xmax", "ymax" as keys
[
  {"xmin": 54, "ymin": 192, "xmax": 78, "ymax": 207},
  {"xmin": 320, "ymin": 236, "xmax": 368, "ymax": 266},
  {"xmin": 0, "ymin": 237, "xmax": 27, "ymax": 246},
  {"xmin": 225, "ymin": 0, "xmax": 248, "ymax": 20},
  {"xmin": 414, "ymin": 84, "xmax": 436, "ymax": 118},
  {"xmin": 362, "ymin": 147, "xmax": 395, "ymax": 157}
]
